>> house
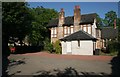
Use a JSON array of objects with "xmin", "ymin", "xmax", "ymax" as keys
[
  {"xmin": 47, "ymin": 5, "xmax": 118, "ymax": 55},
  {"xmin": 100, "ymin": 27, "xmax": 118, "ymax": 49},
  {"xmin": 60, "ymin": 30, "xmax": 97, "ymax": 55}
]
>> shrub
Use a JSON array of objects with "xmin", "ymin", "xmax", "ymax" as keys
[
  {"xmin": 53, "ymin": 40, "xmax": 62, "ymax": 54},
  {"xmin": 44, "ymin": 38, "xmax": 53, "ymax": 53},
  {"xmin": 107, "ymin": 40, "xmax": 120, "ymax": 53}
]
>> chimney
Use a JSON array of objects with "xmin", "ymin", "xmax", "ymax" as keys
[
  {"xmin": 58, "ymin": 8, "xmax": 64, "ymax": 39},
  {"xmin": 114, "ymin": 19, "xmax": 116, "ymax": 29},
  {"xmin": 74, "ymin": 5, "xmax": 81, "ymax": 26},
  {"xmin": 59, "ymin": 8, "xmax": 65, "ymax": 26}
]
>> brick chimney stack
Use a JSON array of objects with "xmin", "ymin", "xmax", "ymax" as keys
[
  {"xmin": 59, "ymin": 8, "xmax": 65, "ymax": 26},
  {"xmin": 74, "ymin": 5, "xmax": 81, "ymax": 32},
  {"xmin": 58, "ymin": 8, "xmax": 64, "ymax": 39}
]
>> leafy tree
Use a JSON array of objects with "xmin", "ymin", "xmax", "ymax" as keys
[
  {"xmin": 96, "ymin": 14, "xmax": 103, "ymax": 28},
  {"xmin": 103, "ymin": 10, "xmax": 117, "ymax": 26},
  {"xmin": 117, "ymin": 18, "xmax": 120, "ymax": 42},
  {"xmin": 2, "ymin": 2, "xmax": 32, "ymax": 46},
  {"xmin": 28, "ymin": 6, "xmax": 58, "ymax": 46},
  {"xmin": 2, "ymin": 2, "xmax": 32, "ymax": 75}
]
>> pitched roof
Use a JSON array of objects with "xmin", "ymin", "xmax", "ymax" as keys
[
  {"xmin": 63, "ymin": 16, "xmax": 74, "ymax": 26},
  {"xmin": 47, "ymin": 18, "xmax": 58, "ymax": 27},
  {"xmin": 80, "ymin": 13, "xmax": 97, "ymax": 24},
  {"xmin": 101, "ymin": 27, "xmax": 118, "ymax": 39},
  {"xmin": 60, "ymin": 30, "xmax": 97, "ymax": 41},
  {"xmin": 47, "ymin": 13, "xmax": 97, "ymax": 27}
]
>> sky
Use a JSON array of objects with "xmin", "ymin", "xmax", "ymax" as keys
[{"xmin": 28, "ymin": 2, "xmax": 119, "ymax": 19}]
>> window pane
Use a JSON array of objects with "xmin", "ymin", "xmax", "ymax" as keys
[
  {"xmin": 71, "ymin": 28, "xmax": 73, "ymax": 34},
  {"xmin": 83, "ymin": 26, "xmax": 87, "ymax": 32},
  {"xmin": 64, "ymin": 27, "xmax": 67, "ymax": 34},
  {"xmin": 68, "ymin": 27, "xmax": 70, "ymax": 34},
  {"xmin": 88, "ymin": 26, "xmax": 91, "ymax": 34},
  {"xmin": 51, "ymin": 29, "xmax": 53, "ymax": 34}
]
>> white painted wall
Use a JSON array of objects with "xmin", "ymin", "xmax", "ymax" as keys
[
  {"xmin": 92, "ymin": 19, "xmax": 97, "ymax": 38},
  {"xmin": 61, "ymin": 40, "xmax": 94, "ymax": 55},
  {"xmin": 88, "ymin": 24, "xmax": 91, "ymax": 34},
  {"xmin": 61, "ymin": 41, "xmax": 67, "ymax": 54}
]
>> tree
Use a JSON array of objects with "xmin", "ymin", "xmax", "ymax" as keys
[
  {"xmin": 2, "ymin": 2, "xmax": 32, "ymax": 75},
  {"xmin": 28, "ymin": 6, "xmax": 58, "ymax": 46},
  {"xmin": 2, "ymin": 2, "xmax": 32, "ymax": 46},
  {"xmin": 103, "ymin": 10, "xmax": 117, "ymax": 26},
  {"xmin": 117, "ymin": 18, "xmax": 120, "ymax": 42},
  {"xmin": 96, "ymin": 14, "xmax": 103, "ymax": 28}
]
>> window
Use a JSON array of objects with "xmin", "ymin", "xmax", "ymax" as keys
[
  {"xmin": 64, "ymin": 26, "xmax": 73, "ymax": 37},
  {"xmin": 78, "ymin": 40, "xmax": 80, "ymax": 47},
  {"xmin": 51, "ymin": 27, "xmax": 57, "ymax": 37},
  {"xmin": 96, "ymin": 30, "xmax": 100, "ymax": 38},
  {"xmin": 83, "ymin": 26, "xmax": 87, "ymax": 32},
  {"xmin": 64, "ymin": 26, "xmax": 67, "ymax": 37},
  {"xmin": 71, "ymin": 26, "xmax": 74, "ymax": 34},
  {"xmin": 88, "ymin": 26, "xmax": 91, "ymax": 34},
  {"xmin": 68, "ymin": 27, "xmax": 70, "ymax": 35}
]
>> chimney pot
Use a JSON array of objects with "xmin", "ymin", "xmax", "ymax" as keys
[
  {"xmin": 61, "ymin": 8, "xmax": 64, "ymax": 12},
  {"xmin": 75, "ymin": 5, "xmax": 80, "ymax": 9}
]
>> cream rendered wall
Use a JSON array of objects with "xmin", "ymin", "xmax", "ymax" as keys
[
  {"xmin": 92, "ymin": 19, "xmax": 97, "ymax": 38},
  {"xmin": 71, "ymin": 40, "xmax": 93, "ymax": 55},
  {"xmin": 61, "ymin": 40, "xmax": 94, "ymax": 55},
  {"xmin": 61, "ymin": 41, "xmax": 67, "ymax": 54}
]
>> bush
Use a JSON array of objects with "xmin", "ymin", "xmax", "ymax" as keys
[
  {"xmin": 53, "ymin": 40, "xmax": 62, "ymax": 54},
  {"xmin": 107, "ymin": 40, "xmax": 120, "ymax": 53},
  {"xmin": 44, "ymin": 38, "xmax": 53, "ymax": 53}
]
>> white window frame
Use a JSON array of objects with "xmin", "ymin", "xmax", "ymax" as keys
[
  {"xmin": 71, "ymin": 26, "xmax": 74, "ymax": 34},
  {"xmin": 51, "ymin": 27, "xmax": 57, "ymax": 38}
]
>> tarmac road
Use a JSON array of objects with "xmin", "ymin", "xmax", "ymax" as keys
[{"xmin": 7, "ymin": 52, "xmax": 113, "ymax": 76}]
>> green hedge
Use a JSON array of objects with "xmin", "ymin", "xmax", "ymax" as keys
[{"xmin": 107, "ymin": 41, "xmax": 120, "ymax": 53}]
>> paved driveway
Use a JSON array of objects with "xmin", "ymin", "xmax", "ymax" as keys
[{"xmin": 8, "ymin": 52, "xmax": 113, "ymax": 76}]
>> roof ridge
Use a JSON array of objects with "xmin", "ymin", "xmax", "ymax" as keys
[
  {"xmin": 65, "ymin": 13, "xmax": 97, "ymax": 18},
  {"xmin": 81, "ymin": 13, "xmax": 97, "ymax": 16}
]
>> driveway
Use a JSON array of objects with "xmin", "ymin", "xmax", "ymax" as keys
[{"xmin": 7, "ymin": 52, "xmax": 113, "ymax": 76}]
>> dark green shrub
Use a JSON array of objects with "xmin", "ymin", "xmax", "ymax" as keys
[
  {"xmin": 53, "ymin": 40, "xmax": 62, "ymax": 54},
  {"xmin": 107, "ymin": 40, "xmax": 120, "ymax": 53},
  {"xmin": 44, "ymin": 38, "xmax": 53, "ymax": 53}
]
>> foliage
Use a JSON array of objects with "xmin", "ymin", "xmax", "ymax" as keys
[
  {"xmin": 103, "ymin": 10, "xmax": 117, "ymax": 26},
  {"xmin": 44, "ymin": 38, "xmax": 53, "ymax": 52},
  {"xmin": 53, "ymin": 40, "xmax": 62, "ymax": 54},
  {"xmin": 117, "ymin": 18, "xmax": 120, "ymax": 42},
  {"xmin": 2, "ymin": 2, "xmax": 33, "ymax": 46},
  {"xmin": 28, "ymin": 6, "xmax": 58, "ymax": 46},
  {"xmin": 96, "ymin": 14, "xmax": 103, "ymax": 28},
  {"xmin": 107, "ymin": 40, "xmax": 120, "ymax": 53}
]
